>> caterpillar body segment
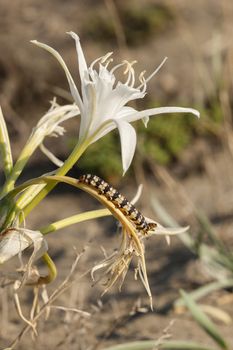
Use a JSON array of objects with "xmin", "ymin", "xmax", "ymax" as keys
[{"xmin": 78, "ymin": 174, "xmax": 157, "ymax": 234}]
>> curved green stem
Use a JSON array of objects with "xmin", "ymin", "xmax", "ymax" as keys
[
  {"xmin": 39, "ymin": 253, "xmax": 57, "ymax": 284},
  {"xmin": 40, "ymin": 208, "xmax": 111, "ymax": 235}
]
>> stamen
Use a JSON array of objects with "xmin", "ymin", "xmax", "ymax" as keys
[
  {"xmin": 122, "ymin": 60, "xmax": 132, "ymax": 86},
  {"xmin": 100, "ymin": 52, "xmax": 113, "ymax": 64},
  {"xmin": 139, "ymin": 70, "xmax": 146, "ymax": 82},
  {"xmin": 139, "ymin": 71, "xmax": 147, "ymax": 94},
  {"xmin": 129, "ymin": 61, "xmax": 137, "ymax": 87},
  {"xmin": 110, "ymin": 61, "xmax": 127, "ymax": 74},
  {"xmin": 137, "ymin": 57, "xmax": 168, "ymax": 89},
  {"xmin": 122, "ymin": 60, "xmax": 131, "ymax": 75},
  {"xmin": 49, "ymin": 97, "xmax": 58, "ymax": 111},
  {"xmin": 90, "ymin": 56, "xmax": 103, "ymax": 70},
  {"xmin": 104, "ymin": 58, "xmax": 113, "ymax": 69},
  {"xmin": 90, "ymin": 52, "xmax": 113, "ymax": 70},
  {"xmin": 124, "ymin": 60, "xmax": 137, "ymax": 86}
]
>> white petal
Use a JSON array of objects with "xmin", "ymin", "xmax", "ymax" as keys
[
  {"xmin": 125, "ymin": 106, "xmax": 200, "ymax": 123},
  {"xmin": 137, "ymin": 56, "xmax": 168, "ymax": 89},
  {"xmin": 31, "ymin": 40, "xmax": 83, "ymax": 113},
  {"xmin": 0, "ymin": 228, "xmax": 47, "ymax": 264},
  {"xmin": 40, "ymin": 143, "xmax": 64, "ymax": 167},
  {"xmin": 114, "ymin": 121, "xmax": 137, "ymax": 175},
  {"xmin": 67, "ymin": 32, "xmax": 88, "ymax": 83},
  {"xmin": 89, "ymin": 121, "xmax": 116, "ymax": 144},
  {"xmin": 31, "ymin": 104, "xmax": 79, "ymax": 150},
  {"xmin": 149, "ymin": 223, "xmax": 190, "ymax": 236}
]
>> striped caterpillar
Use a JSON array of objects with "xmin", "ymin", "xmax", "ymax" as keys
[{"xmin": 78, "ymin": 174, "xmax": 157, "ymax": 234}]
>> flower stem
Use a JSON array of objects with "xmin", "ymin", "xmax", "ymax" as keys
[
  {"xmin": 40, "ymin": 208, "xmax": 111, "ymax": 235},
  {"xmin": 0, "ymin": 107, "xmax": 13, "ymax": 180},
  {"xmin": 39, "ymin": 253, "xmax": 57, "ymax": 284},
  {"xmin": 18, "ymin": 139, "xmax": 89, "ymax": 219},
  {"xmin": 1, "ymin": 141, "xmax": 36, "ymax": 197}
]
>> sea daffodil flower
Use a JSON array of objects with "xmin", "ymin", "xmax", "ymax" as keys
[
  {"xmin": 31, "ymin": 32, "xmax": 199, "ymax": 174},
  {"xmin": 0, "ymin": 101, "xmax": 79, "ymax": 197}
]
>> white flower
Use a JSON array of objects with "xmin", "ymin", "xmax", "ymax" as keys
[
  {"xmin": 31, "ymin": 33, "xmax": 199, "ymax": 174},
  {"xmin": 30, "ymin": 100, "xmax": 79, "ymax": 159}
]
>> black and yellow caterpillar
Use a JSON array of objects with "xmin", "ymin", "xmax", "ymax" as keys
[{"xmin": 78, "ymin": 174, "xmax": 157, "ymax": 234}]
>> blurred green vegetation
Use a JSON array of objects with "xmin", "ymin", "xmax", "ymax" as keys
[
  {"xmin": 137, "ymin": 111, "xmax": 193, "ymax": 165},
  {"xmin": 71, "ymin": 131, "xmax": 123, "ymax": 178},
  {"xmin": 85, "ymin": 3, "xmax": 174, "ymax": 47},
  {"xmin": 73, "ymin": 97, "xmax": 225, "ymax": 179}
]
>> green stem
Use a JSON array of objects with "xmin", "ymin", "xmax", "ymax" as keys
[
  {"xmin": 40, "ymin": 208, "xmax": 111, "ymax": 235},
  {"xmin": 0, "ymin": 107, "xmax": 13, "ymax": 180},
  {"xmin": 18, "ymin": 139, "xmax": 89, "ymax": 219},
  {"xmin": 40, "ymin": 253, "xmax": 57, "ymax": 284},
  {"xmin": 1, "ymin": 139, "xmax": 37, "ymax": 196},
  {"xmin": 103, "ymin": 340, "xmax": 215, "ymax": 350}
]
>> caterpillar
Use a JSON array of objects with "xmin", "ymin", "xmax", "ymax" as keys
[{"xmin": 78, "ymin": 174, "xmax": 157, "ymax": 234}]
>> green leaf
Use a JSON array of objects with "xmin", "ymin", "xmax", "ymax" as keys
[
  {"xmin": 180, "ymin": 289, "xmax": 229, "ymax": 349},
  {"xmin": 2, "ymin": 175, "xmax": 112, "ymax": 229},
  {"xmin": 175, "ymin": 279, "xmax": 233, "ymax": 307},
  {"xmin": 0, "ymin": 107, "xmax": 13, "ymax": 178},
  {"xmin": 103, "ymin": 340, "xmax": 216, "ymax": 350}
]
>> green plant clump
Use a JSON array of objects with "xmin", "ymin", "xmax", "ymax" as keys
[
  {"xmin": 85, "ymin": 3, "xmax": 174, "ymax": 47},
  {"xmin": 138, "ymin": 113, "xmax": 193, "ymax": 164},
  {"xmin": 71, "ymin": 131, "xmax": 123, "ymax": 178}
]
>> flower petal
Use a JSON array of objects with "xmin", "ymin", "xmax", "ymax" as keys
[
  {"xmin": 137, "ymin": 56, "xmax": 168, "ymax": 89},
  {"xmin": 40, "ymin": 143, "xmax": 64, "ymax": 167},
  {"xmin": 67, "ymin": 31, "xmax": 88, "ymax": 82},
  {"xmin": 114, "ymin": 120, "xmax": 137, "ymax": 175},
  {"xmin": 149, "ymin": 222, "xmax": 190, "ymax": 236},
  {"xmin": 31, "ymin": 104, "xmax": 79, "ymax": 149},
  {"xmin": 31, "ymin": 40, "xmax": 84, "ymax": 113},
  {"xmin": 125, "ymin": 106, "xmax": 200, "ymax": 123}
]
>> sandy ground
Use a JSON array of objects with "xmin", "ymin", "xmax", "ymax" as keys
[
  {"xmin": 0, "ymin": 146, "xmax": 232, "ymax": 349},
  {"xmin": 0, "ymin": 0, "xmax": 233, "ymax": 349}
]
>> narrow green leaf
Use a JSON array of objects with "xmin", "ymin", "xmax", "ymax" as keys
[
  {"xmin": 0, "ymin": 107, "xmax": 13, "ymax": 177},
  {"xmin": 103, "ymin": 340, "xmax": 215, "ymax": 350},
  {"xmin": 200, "ymin": 304, "xmax": 232, "ymax": 325},
  {"xmin": 151, "ymin": 196, "xmax": 233, "ymax": 279},
  {"xmin": 180, "ymin": 289, "xmax": 228, "ymax": 349},
  {"xmin": 2, "ymin": 175, "xmax": 112, "ymax": 229},
  {"xmin": 175, "ymin": 279, "xmax": 233, "ymax": 307}
]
